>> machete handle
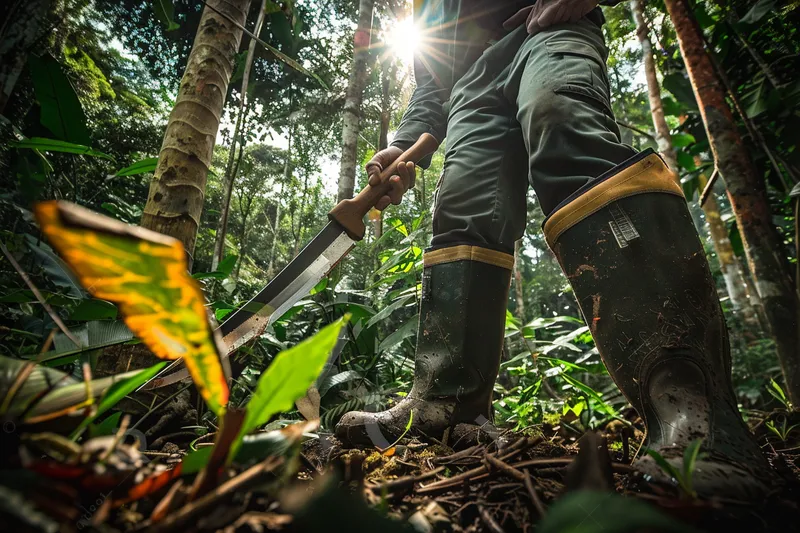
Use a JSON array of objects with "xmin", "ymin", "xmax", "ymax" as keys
[{"xmin": 329, "ymin": 133, "xmax": 440, "ymax": 240}]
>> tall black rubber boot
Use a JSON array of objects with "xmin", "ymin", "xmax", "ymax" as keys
[
  {"xmin": 543, "ymin": 149, "xmax": 774, "ymax": 500},
  {"xmin": 335, "ymin": 245, "xmax": 513, "ymax": 448}
]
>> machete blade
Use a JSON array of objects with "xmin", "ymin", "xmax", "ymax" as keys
[{"xmin": 138, "ymin": 221, "xmax": 355, "ymax": 391}]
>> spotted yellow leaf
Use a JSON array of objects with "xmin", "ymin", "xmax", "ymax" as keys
[{"xmin": 34, "ymin": 201, "xmax": 228, "ymax": 415}]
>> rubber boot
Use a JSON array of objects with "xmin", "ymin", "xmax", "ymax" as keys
[
  {"xmin": 335, "ymin": 245, "xmax": 513, "ymax": 448},
  {"xmin": 543, "ymin": 150, "xmax": 774, "ymax": 500}
]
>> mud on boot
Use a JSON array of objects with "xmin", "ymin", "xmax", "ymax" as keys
[
  {"xmin": 336, "ymin": 246, "xmax": 512, "ymax": 448},
  {"xmin": 543, "ymin": 150, "xmax": 777, "ymax": 501}
]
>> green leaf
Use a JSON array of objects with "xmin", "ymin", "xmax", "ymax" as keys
[
  {"xmin": 69, "ymin": 299, "xmax": 118, "ymax": 321},
  {"xmin": 89, "ymin": 411, "xmax": 122, "ymax": 438},
  {"xmin": 153, "ymin": 0, "xmax": 180, "ymax": 31},
  {"xmin": 377, "ymin": 314, "xmax": 418, "ymax": 353},
  {"xmin": 538, "ymin": 491, "xmax": 694, "ymax": 533},
  {"xmin": 28, "ymin": 54, "xmax": 91, "ymax": 145},
  {"xmin": 71, "ymin": 362, "xmax": 168, "ymax": 438},
  {"xmin": 11, "ymin": 138, "xmax": 114, "ymax": 160},
  {"xmin": 662, "ymin": 73, "xmax": 698, "ymax": 111},
  {"xmin": 727, "ymin": 222, "xmax": 745, "ymax": 257},
  {"xmin": 38, "ymin": 320, "xmax": 135, "ymax": 367},
  {"xmin": 217, "ymin": 254, "xmax": 238, "ymax": 278},
  {"xmin": 366, "ymin": 294, "xmax": 413, "ymax": 329},
  {"xmin": 310, "ymin": 277, "xmax": 328, "ymax": 295},
  {"xmin": 645, "ymin": 448, "xmax": 682, "ymax": 482},
  {"xmin": 228, "ymin": 317, "xmax": 347, "ymax": 462},
  {"xmin": 115, "ymin": 157, "xmax": 158, "ymax": 177},
  {"xmin": 682, "ymin": 439, "xmax": 704, "ymax": 487},
  {"xmin": 670, "ymin": 133, "xmax": 696, "ymax": 148},
  {"xmin": 738, "ymin": 0, "xmax": 777, "ymax": 28}
]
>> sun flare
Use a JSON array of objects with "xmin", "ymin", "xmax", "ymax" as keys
[{"xmin": 384, "ymin": 16, "xmax": 421, "ymax": 65}]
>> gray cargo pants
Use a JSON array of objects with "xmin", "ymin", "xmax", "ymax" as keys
[{"xmin": 432, "ymin": 15, "xmax": 636, "ymax": 254}]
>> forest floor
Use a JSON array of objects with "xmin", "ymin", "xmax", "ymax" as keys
[{"xmin": 6, "ymin": 410, "xmax": 800, "ymax": 533}]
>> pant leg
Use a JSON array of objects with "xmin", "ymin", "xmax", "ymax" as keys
[
  {"xmin": 430, "ymin": 30, "xmax": 532, "ymax": 255},
  {"xmin": 502, "ymin": 19, "xmax": 637, "ymax": 215}
]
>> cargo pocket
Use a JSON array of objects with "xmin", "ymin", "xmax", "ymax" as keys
[{"xmin": 546, "ymin": 39, "xmax": 613, "ymax": 116}]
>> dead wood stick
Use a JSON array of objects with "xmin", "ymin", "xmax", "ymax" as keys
[
  {"xmin": 143, "ymin": 456, "xmax": 283, "ymax": 533},
  {"xmin": 366, "ymin": 466, "xmax": 445, "ymax": 492},
  {"xmin": 479, "ymin": 504, "xmax": 507, "ymax": 533},
  {"xmin": 484, "ymin": 454, "xmax": 546, "ymax": 517},
  {"xmin": 417, "ymin": 436, "xmax": 541, "ymax": 494}
]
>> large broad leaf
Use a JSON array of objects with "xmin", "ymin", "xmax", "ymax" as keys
[
  {"xmin": 34, "ymin": 201, "xmax": 229, "ymax": 416},
  {"xmin": 228, "ymin": 317, "xmax": 347, "ymax": 461},
  {"xmin": 538, "ymin": 491, "xmax": 695, "ymax": 533},
  {"xmin": 662, "ymin": 73, "xmax": 698, "ymax": 111},
  {"xmin": 27, "ymin": 54, "xmax": 91, "ymax": 145},
  {"xmin": 738, "ymin": 0, "xmax": 777, "ymax": 28},
  {"xmin": 115, "ymin": 157, "xmax": 158, "ymax": 177},
  {"xmin": 11, "ymin": 138, "xmax": 113, "ymax": 160},
  {"xmin": 68, "ymin": 299, "xmax": 117, "ymax": 321},
  {"xmin": 70, "ymin": 362, "xmax": 168, "ymax": 438},
  {"xmin": 39, "ymin": 320, "xmax": 135, "ymax": 367},
  {"xmin": 153, "ymin": 0, "xmax": 180, "ymax": 31}
]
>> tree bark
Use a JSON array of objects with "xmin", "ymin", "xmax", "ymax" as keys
[
  {"xmin": 698, "ymin": 172, "xmax": 759, "ymax": 326},
  {"xmin": 337, "ymin": 0, "xmax": 374, "ymax": 202},
  {"xmin": 664, "ymin": 0, "xmax": 800, "ymax": 403},
  {"xmin": 631, "ymin": 0, "xmax": 679, "ymax": 172},
  {"xmin": 212, "ymin": 0, "xmax": 268, "ymax": 271},
  {"xmin": 141, "ymin": 0, "xmax": 251, "ymax": 267},
  {"xmin": 0, "ymin": 0, "xmax": 53, "ymax": 113},
  {"xmin": 372, "ymin": 58, "xmax": 392, "ymax": 241}
]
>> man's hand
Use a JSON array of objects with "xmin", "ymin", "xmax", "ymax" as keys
[
  {"xmin": 367, "ymin": 146, "xmax": 416, "ymax": 211},
  {"xmin": 503, "ymin": 0, "xmax": 599, "ymax": 35}
]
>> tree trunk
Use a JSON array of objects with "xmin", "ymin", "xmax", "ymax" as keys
[
  {"xmin": 372, "ymin": 58, "xmax": 392, "ymax": 241},
  {"xmin": 268, "ymin": 125, "xmax": 292, "ymax": 276},
  {"xmin": 337, "ymin": 0, "xmax": 374, "ymax": 202},
  {"xmin": 141, "ymin": 0, "xmax": 251, "ymax": 267},
  {"xmin": 698, "ymin": 172, "xmax": 759, "ymax": 326},
  {"xmin": 631, "ymin": 0, "xmax": 679, "ymax": 172},
  {"xmin": 514, "ymin": 239, "xmax": 525, "ymax": 321},
  {"xmin": 212, "ymin": 0, "xmax": 268, "ymax": 271},
  {"xmin": 664, "ymin": 0, "xmax": 800, "ymax": 403},
  {"xmin": 0, "ymin": 0, "xmax": 53, "ymax": 113}
]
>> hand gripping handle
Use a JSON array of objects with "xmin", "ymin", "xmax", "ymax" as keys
[{"xmin": 328, "ymin": 133, "xmax": 440, "ymax": 240}]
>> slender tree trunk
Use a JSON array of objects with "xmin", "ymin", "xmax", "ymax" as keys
[
  {"xmin": 664, "ymin": 0, "xmax": 800, "ymax": 403},
  {"xmin": 141, "ymin": 0, "xmax": 251, "ymax": 267},
  {"xmin": 337, "ymin": 0, "xmax": 374, "ymax": 201},
  {"xmin": 631, "ymin": 0, "xmax": 679, "ymax": 172},
  {"xmin": 0, "ymin": 0, "xmax": 52, "ymax": 113},
  {"xmin": 698, "ymin": 171, "xmax": 759, "ymax": 326},
  {"xmin": 514, "ymin": 239, "xmax": 525, "ymax": 321},
  {"xmin": 268, "ymin": 125, "xmax": 292, "ymax": 276},
  {"xmin": 212, "ymin": 0, "xmax": 268, "ymax": 270},
  {"xmin": 372, "ymin": 58, "xmax": 392, "ymax": 241}
]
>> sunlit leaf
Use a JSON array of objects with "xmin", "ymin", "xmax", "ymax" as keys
[
  {"xmin": 11, "ymin": 138, "xmax": 113, "ymax": 160},
  {"xmin": 738, "ymin": 0, "xmax": 777, "ymax": 28},
  {"xmin": 228, "ymin": 317, "xmax": 347, "ymax": 462},
  {"xmin": 115, "ymin": 157, "xmax": 158, "ymax": 177},
  {"xmin": 34, "ymin": 201, "xmax": 229, "ymax": 415}
]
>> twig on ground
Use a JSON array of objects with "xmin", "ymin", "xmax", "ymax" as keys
[
  {"xmin": 143, "ymin": 456, "xmax": 283, "ymax": 533},
  {"xmin": 484, "ymin": 454, "xmax": 547, "ymax": 517},
  {"xmin": 478, "ymin": 504, "xmax": 506, "ymax": 533}
]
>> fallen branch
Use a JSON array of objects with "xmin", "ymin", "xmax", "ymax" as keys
[{"xmin": 484, "ymin": 454, "xmax": 546, "ymax": 517}]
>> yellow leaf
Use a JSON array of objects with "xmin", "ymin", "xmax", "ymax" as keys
[{"xmin": 34, "ymin": 201, "xmax": 228, "ymax": 415}]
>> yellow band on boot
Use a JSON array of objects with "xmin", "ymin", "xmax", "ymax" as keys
[
  {"xmin": 424, "ymin": 245, "xmax": 514, "ymax": 270},
  {"xmin": 543, "ymin": 153, "xmax": 683, "ymax": 247}
]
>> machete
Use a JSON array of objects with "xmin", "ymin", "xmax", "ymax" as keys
[{"xmin": 139, "ymin": 133, "xmax": 439, "ymax": 391}]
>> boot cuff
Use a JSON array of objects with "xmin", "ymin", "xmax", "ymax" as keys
[
  {"xmin": 543, "ymin": 151, "xmax": 683, "ymax": 248},
  {"xmin": 424, "ymin": 244, "xmax": 514, "ymax": 270}
]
